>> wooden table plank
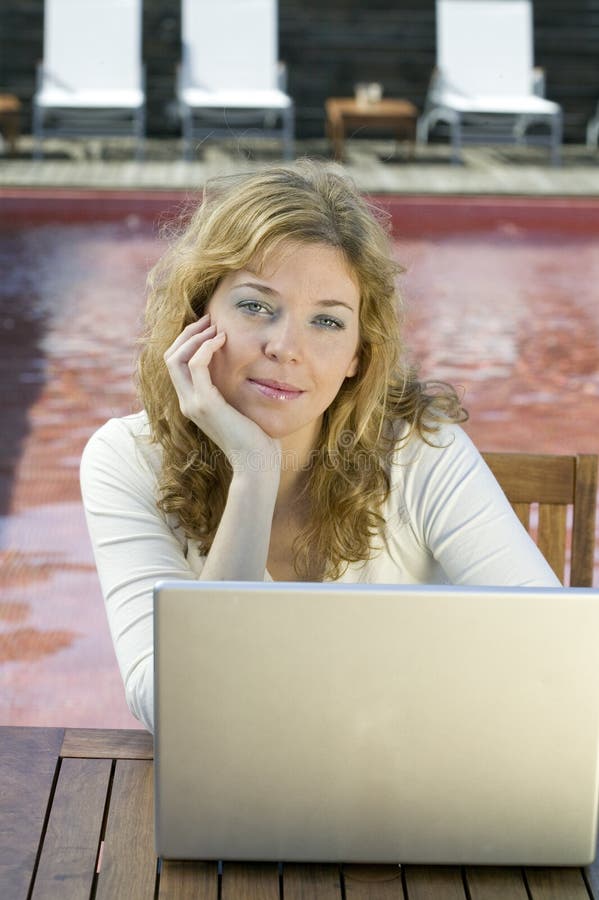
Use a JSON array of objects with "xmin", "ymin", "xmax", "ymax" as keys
[
  {"xmin": 31, "ymin": 757, "xmax": 111, "ymax": 900},
  {"xmin": 284, "ymin": 863, "xmax": 342, "ymax": 899},
  {"xmin": 159, "ymin": 860, "xmax": 219, "ymax": 899},
  {"xmin": 95, "ymin": 759, "xmax": 156, "ymax": 899},
  {"xmin": 525, "ymin": 867, "xmax": 591, "ymax": 900},
  {"xmin": 465, "ymin": 866, "xmax": 529, "ymax": 900},
  {"xmin": 61, "ymin": 727, "xmax": 153, "ymax": 759},
  {"xmin": 221, "ymin": 862, "xmax": 280, "ymax": 899},
  {"xmin": 403, "ymin": 865, "xmax": 467, "ymax": 900},
  {"xmin": 344, "ymin": 863, "xmax": 404, "ymax": 897},
  {"xmin": 0, "ymin": 727, "xmax": 63, "ymax": 900}
]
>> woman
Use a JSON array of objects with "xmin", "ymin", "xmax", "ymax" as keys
[{"xmin": 80, "ymin": 160, "xmax": 559, "ymax": 732}]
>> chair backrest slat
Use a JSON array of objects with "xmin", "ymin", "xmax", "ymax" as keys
[
  {"xmin": 482, "ymin": 451, "xmax": 598, "ymax": 587},
  {"xmin": 537, "ymin": 503, "xmax": 567, "ymax": 584},
  {"xmin": 512, "ymin": 502, "xmax": 530, "ymax": 530},
  {"xmin": 572, "ymin": 455, "xmax": 599, "ymax": 587},
  {"xmin": 483, "ymin": 453, "xmax": 575, "ymax": 504}
]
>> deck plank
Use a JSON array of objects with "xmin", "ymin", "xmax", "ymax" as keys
[
  {"xmin": 403, "ymin": 865, "xmax": 467, "ymax": 899},
  {"xmin": 344, "ymin": 863, "xmax": 404, "ymax": 897},
  {"xmin": 95, "ymin": 759, "xmax": 156, "ymax": 899},
  {"xmin": 525, "ymin": 867, "xmax": 591, "ymax": 899},
  {"xmin": 284, "ymin": 863, "xmax": 343, "ymax": 898},
  {"xmin": 159, "ymin": 860, "xmax": 219, "ymax": 899},
  {"xmin": 31, "ymin": 756, "xmax": 111, "ymax": 900},
  {"xmin": 61, "ymin": 727, "xmax": 153, "ymax": 759},
  {"xmin": 0, "ymin": 727, "xmax": 64, "ymax": 900},
  {"xmin": 465, "ymin": 866, "xmax": 529, "ymax": 899},
  {"xmin": 221, "ymin": 862, "xmax": 280, "ymax": 899}
]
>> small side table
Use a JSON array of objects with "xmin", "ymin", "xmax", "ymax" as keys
[
  {"xmin": 325, "ymin": 97, "xmax": 418, "ymax": 161},
  {"xmin": 0, "ymin": 94, "xmax": 21, "ymax": 154}
]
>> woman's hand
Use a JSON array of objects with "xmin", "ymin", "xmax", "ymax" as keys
[{"xmin": 164, "ymin": 315, "xmax": 281, "ymax": 477}]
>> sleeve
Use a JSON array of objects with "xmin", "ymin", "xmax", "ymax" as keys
[
  {"xmin": 399, "ymin": 424, "xmax": 562, "ymax": 587},
  {"xmin": 80, "ymin": 419, "xmax": 196, "ymax": 733}
]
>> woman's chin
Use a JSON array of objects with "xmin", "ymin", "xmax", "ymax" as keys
[
  {"xmin": 226, "ymin": 396, "xmax": 323, "ymax": 447},
  {"xmin": 249, "ymin": 412, "xmax": 320, "ymax": 446}
]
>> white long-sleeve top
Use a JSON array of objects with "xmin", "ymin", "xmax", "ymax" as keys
[{"xmin": 80, "ymin": 411, "xmax": 560, "ymax": 732}]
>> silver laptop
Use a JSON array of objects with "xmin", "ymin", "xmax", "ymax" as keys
[{"xmin": 153, "ymin": 581, "xmax": 599, "ymax": 865}]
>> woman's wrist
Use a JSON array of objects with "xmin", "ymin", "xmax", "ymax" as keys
[
  {"xmin": 229, "ymin": 463, "xmax": 280, "ymax": 499},
  {"xmin": 228, "ymin": 443, "xmax": 282, "ymax": 480}
]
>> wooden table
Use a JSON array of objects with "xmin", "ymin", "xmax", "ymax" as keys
[
  {"xmin": 325, "ymin": 97, "xmax": 418, "ymax": 161},
  {"xmin": 2, "ymin": 726, "xmax": 599, "ymax": 899}
]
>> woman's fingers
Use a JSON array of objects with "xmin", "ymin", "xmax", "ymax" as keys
[
  {"xmin": 168, "ymin": 324, "xmax": 217, "ymax": 365},
  {"xmin": 166, "ymin": 328, "xmax": 225, "ymax": 387},
  {"xmin": 164, "ymin": 314, "xmax": 211, "ymax": 360},
  {"xmin": 164, "ymin": 320, "xmax": 228, "ymax": 425},
  {"xmin": 187, "ymin": 329, "xmax": 226, "ymax": 371},
  {"xmin": 163, "ymin": 318, "xmax": 279, "ymax": 473},
  {"xmin": 183, "ymin": 332, "xmax": 228, "ymax": 412}
]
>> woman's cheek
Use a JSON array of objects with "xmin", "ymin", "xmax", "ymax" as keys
[{"xmin": 208, "ymin": 347, "xmax": 228, "ymax": 391}]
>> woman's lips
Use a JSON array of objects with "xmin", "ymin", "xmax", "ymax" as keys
[{"xmin": 247, "ymin": 378, "xmax": 305, "ymax": 400}]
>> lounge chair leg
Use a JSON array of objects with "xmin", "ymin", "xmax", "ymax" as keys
[
  {"xmin": 182, "ymin": 108, "xmax": 192, "ymax": 161},
  {"xmin": 282, "ymin": 106, "xmax": 294, "ymax": 161},
  {"xmin": 587, "ymin": 102, "xmax": 599, "ymax": 148},
  {"xmin": 135, "ymin": 106, "xmax": 145, "ymax": 162},
  {"xmin": 449, "ymin": 116, "xmax": 462, "ymax": 165},
  {"xmin": 550, "ymin": 111, "xmax": 563, "ymax": 167},
  {"xmin": 416, "ymin": 114, "xmax": 429, "ymax": 145},
  {"xmin": 32, "ymin": 104, "xmax": 43, "ymax": 161}
]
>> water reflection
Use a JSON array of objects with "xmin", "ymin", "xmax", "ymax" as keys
[{"xmin": 0, "ymin": 209, "xmax": 597, "ymax": 727}]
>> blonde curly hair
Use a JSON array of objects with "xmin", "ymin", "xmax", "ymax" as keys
[{"xmin": 137, "ymin": 159, "xmax": 466, "ymax": 579}]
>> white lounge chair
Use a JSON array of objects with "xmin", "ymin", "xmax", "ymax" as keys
[
  {"xmin": 417, "ymin": 0, "xmax": 563, "ymax": 165},
  {"xmin": 178, "ymin": 0, "xmax": 294, "ymax": 160},
  {"xmin": 33, "ymin": 0, "xmax": 145, "ymax": 160}
]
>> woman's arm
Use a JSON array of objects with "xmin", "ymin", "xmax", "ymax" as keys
[
  {"xmin": 199, "ymin": 470, "xmax": 279, "ymax": 580},
  {"xmin": 82, "ymin": 316, "xmax": 284, "ymax": 730},
  {"xmin": 81, "ymin": 414, "xmax": 280, "ymax": 731},
  {"xmin": 164, "ymin": 314, "xmax": 281, "ymax": 581},
  {"xmin": 398, "ymin": 425, "xmax": 562, "ymax": 587},
  {"xmin": 80, "ymin": 416, "xmax": 197, "ymax": 732}
]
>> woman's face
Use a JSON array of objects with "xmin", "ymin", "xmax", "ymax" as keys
[{"xmin": 206, "ymin": 241, "xmax": 361, "ymax": 451}]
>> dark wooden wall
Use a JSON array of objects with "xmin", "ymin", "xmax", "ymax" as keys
[{"xmin": 1, "ymin": 0, "xmax": 598, "ymax": 142}]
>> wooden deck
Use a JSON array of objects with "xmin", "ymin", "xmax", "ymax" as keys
[{"xmin": 2, "ymin": 726, "xmax": 599, "ymax": 899}]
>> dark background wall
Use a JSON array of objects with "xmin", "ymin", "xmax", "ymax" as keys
[{"xmin": 1, "ymin": 0, "xmax": 599, "ymax": 142}]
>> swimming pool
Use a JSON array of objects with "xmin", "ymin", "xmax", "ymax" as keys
[{"xmin": 1, "ymin": 190, "xmax": 597, "ymax": 728}]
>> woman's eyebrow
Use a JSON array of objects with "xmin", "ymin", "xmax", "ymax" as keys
[
  {"xmin": 233, "ymin": 280, "xmax": 278, "ymax": 296},
  {"xmin": 316, "ymin": 299, "xmax": 356, "ymax": 312}
]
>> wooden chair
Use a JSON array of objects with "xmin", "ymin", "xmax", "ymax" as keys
[{"xmin": 482, "ymin": 452, "xmax": 598, "ymax": 587}]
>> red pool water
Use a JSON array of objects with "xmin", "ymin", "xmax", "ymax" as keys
[{"xmin": 1, "ymin": 190, "xmax": 597, "ymax": 729}]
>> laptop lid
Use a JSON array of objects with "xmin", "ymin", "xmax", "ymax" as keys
[{"xmin": 154, "ymin": 581, "xmax": 599, "ymax": 865}]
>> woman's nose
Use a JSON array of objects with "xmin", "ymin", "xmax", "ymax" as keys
[{"xmin": 264, "ymin": 317, "xmax": 303, "ymax": 363}]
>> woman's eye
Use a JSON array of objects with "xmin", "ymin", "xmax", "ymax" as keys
[
  {"xmin": 315, "ymin": 315, "xmax": 344, "ymax": 329},
  {"xmin": 238, "ymin": 300, "xmax": 269, "ymax": 314}
]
